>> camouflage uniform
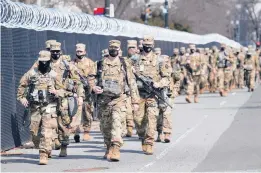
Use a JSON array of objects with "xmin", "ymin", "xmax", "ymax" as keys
[
  {"xmin": 17, "ymin": 51, "xmax": 60, "ymax": 165},
  {"xmin": 95, "ymin": 40, "xmax": 139, "ymax": 161},
  {"xmin": 175, "ymin": 47, "xmax": 187, "ymax": 94},
  {"xmin": 72, "ymin": 43, "xmax": 96, "ymax": 142},
  {"xmin": 244, "ymin": 48, "xmax": 260, "ymax": 91},
  {"xmin": 133, "ymin": 35, "xmax": 171, "ymax": 154},
  {"xmin": 154, "ymin": 48, "xmax": 173, "ymax": 143},
  {"xmin": 186, "ymin": 44, "xmax": 201, "ymax": 103},
  {"xmin": 217, "ymin": 44, "xmax": 234, "ymax": 96},
  {"xmin": 156, "ymin": 54, "xmax": 174, "ymax": 143},
  {"xmin": 49, "ymin": 42, "xmax": 84, "ymax": 156},
  {"xmin": 199, "ymin": 48, "xmax": 210, "ymax": 94},
  {"xmin": 122, "ymin": 40, "xmax": 139, "ymax": 137},
  {"xmin": 209, "ymin": 46, "xmax": 218, "ymax": 93},
  {"xmin": 234, "ymin": 49, "xmax": 245, "ymax": 89}
]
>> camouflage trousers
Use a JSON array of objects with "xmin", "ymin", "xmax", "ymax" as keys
[
  {"xmin": 245, "ymin": 70, "xmax": 256, "ymax": 89},
  {"xmin": 99, "ymin": 95, "xmax": 127, "ymax": 147},
  {"xmin": 234, "ymin": 68, "xmax": 244, "ymax": 88},
  {"xmin": 157, "ymin": 98, "xmax": 173, "ymax": 134},
  {"xmin": 200, "ymin": 65, "xmax": 209, "ymax": 90},
  {"xmin": 187, "ymin": 75, "xmax": 201, "ymax": 96},
  {"xmin": 30, "ymin": 103, "xmax": 58, "ymax": 153},
  {"xmin": 134, "ymin": 97, "xmax": 159, "ymax": 145},
  {"xmin": 82, "ymin": 102, "xmax": 93, "ymax": 132},
  {"xmin": 57, "ymin": 97, "xmax": 73, "ymax": 146},
  {"xmin": 125, "ymin": 96, "xmax": 134, "ymax": 128},
  {"xmin": 208, "ymin": 70, "xmax": 217, "ymax": 91},
  {"xmin": 217, "ymin": 68, "xmax": 232, "ymax": 91},
  {"xmin": 180, "ymin": 69, "xmax": 187, "ymax": 91}
]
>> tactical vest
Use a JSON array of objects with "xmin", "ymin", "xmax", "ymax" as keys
[
  {"xmin": 98, "ymin": 57, "xmax": 129, "ymax": 98},
  {"xmin": 245, "ymin": 57, "xmax": 254, "ymax": 71},
  {"xmin": 135, "ymin": 53, "xmax": 160, "ymax": 90},
  {"xmin": 217, "ymin": 52, "xmax": 227, "ymax": 68},
  {"xmin": 28, "ymin": 69, "xmax": 56, "ymax": 105}
]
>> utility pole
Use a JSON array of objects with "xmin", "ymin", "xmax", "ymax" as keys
[
  {"xmin": 164, "ymin": 0, "xmax": 169, "ymax": 28},
  {"xmin": 105, "ymin": 0, "xmax": 110, "ymax": 17}
]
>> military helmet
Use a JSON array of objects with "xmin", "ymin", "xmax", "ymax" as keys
[
  {"xmin": 173, "ymin": 48, "xmax": 179, "ymax": 54},
  {"xmin": 38, "ymin": 50, "xmax": 51, "ymax": 61},
  {"xmin": 189, "ymin": 44, "xmax": 196, "ymax": 50},
  {"xmin": 143, "ymin": 35, "xmax": 154, "ymax": 45},
  {"xmin": 50, "ymin": 42, "xmax": 61, "ymax": 51},
  {"xmin": 45, "ymin": 40, "xmax": 56, "ymax": 49},
  {"xmin": 127, "ymin": 40, "xmax": 138, "ymax": 49},
  {"xmin": 180, "ymin": 47, "xmax": 186, "ymax": 52},
  {"xmin": 76, "ymin": 43, "xmax": 86, "ymax": 51},
  {"xmin": 109, "ymin": 40, "xmax": 121, "ymax": 49}
]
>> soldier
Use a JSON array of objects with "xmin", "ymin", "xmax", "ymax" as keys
[
  {"xmin": 133, "ymin": 35, "xmax": 171, "ymax": 155},
  {"xmin": 244, "ymin": 48, "xmax": 260, "ymax": 91},
  {"xmin": 71, "ymin": 43, "xmax": 95, "ymax": 142},
  {"xmin": 185, "ymin": 44, "xmax": 201, "ymax": 103},
  {"xmin": 234, "ymin": 48, "xmax": 245, "ymax": 89},
  {"xmin": 92, "ymin": 40, "xmax": 139, "ymax": 161},
  {"xmin": 175, "ymin": 47, "xmax": 187, "ymax": 94},
  {"xmin": 199, "ymin": 48, "xmax": 210, "ymax": 94},
  {"xmin": 49, "ymin": 42, "xmax": 84, "ymax": 157},
  {"xmin": 156, "ymin": 53, "xmax": 174, "ymax": 143},
  {"xmin": 122, "ymin": 40, "xmax": 139, "ymax": 137},
  {"xmin": 209, "ymin": 46, "xmax": 218, "ymax": 93},
  {"xmin": 17, "ymin": 50, "xmax": 61, "ymax": 165},
  {"xmin": 216, "ymin": 44, "xmax": 233, "ymax": 96}
]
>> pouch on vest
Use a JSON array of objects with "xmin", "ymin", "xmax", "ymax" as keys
[
  {"xmin": 68, "ymin": 96, "xmax": 78, "ymax": 117},
  {"xmin": 102, "ymin": 79, "xmax": 122, "ymax": 97}
]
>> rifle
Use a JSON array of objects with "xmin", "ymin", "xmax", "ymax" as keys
[
  {"xmin": 134, "ymin": 73, "xmax": 173, "ymax": 108},
  {"xmin": 23, "ymin": 78, "xmax": 36, "ymax": 127},
  {"xmin": 93, "ymin": 60, "xmax": 103, "ymax": 121}
]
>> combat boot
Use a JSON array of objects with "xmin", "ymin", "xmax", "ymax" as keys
[
  {"xmin": 47, "ymin": 151, "xmax": 52, "ymax": 158},
  {"xmin": 141, "ymin": 139, "xmax": 147, "ymax": 152},
  {"xmin": 103, "ymin": 144, "xmax": 112, "ymax": 159},
  {"xmin": 126, "ymin": 126, "xmax": 133, "ymax": 137},
  {"xmin": 219, "ymin": 90, "xmax": 224, "ymax": 97},
  {"xmin": 39, "ymin": 151, "xmax": 48, "ymax": 165},
  {"xmin": 251, "ymin": 88, "xmax": 254, "ymax": 92},
  {"xmin": 155, "ymin": 132, "xmax": 163, "ymax": 142},
  {"xmin": 83, "ymin": 131, "xmax": 91, "ymax": 141},
  {"xmin": 194, "ymin": 95, "xmax": 199, "ymax": 103},
  {"xmin": 109, "ymin": 145, "xmax": 120, "ymax": 162},
  {"xmin": 54, "ymin": 138, "xmax": 61, "ymax": 150},
  {"xmin": 74, "ymin": 134, "xmax": 80, "ymax": 143},
  {"xmin": 144, "ymin": 145, "xmax": 153, "ymax": 155},
  {"xmin": 164, "ymin": 133, "xmax": 171, "ymax": 143},
  {"xmin": 223, "ymin": 91, "xmax": 228, "ymax": 97},
  {"xmin": 199, "ymin": 88, "xmax": 204, "ymax": 94},
  {"xmin": 185, "ymin": 95, "xmax": 192, "ymax": 103},
  {"xmin": 59, "ymin": 145, "xmax": 67, "ymax": 157}
]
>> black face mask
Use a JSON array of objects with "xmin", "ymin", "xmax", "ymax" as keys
[
  {"xmin": 51, "ymin": 53, "xmax": 60, "ymax": 60},
  {"xmin": 109, "ymin": 49, "xmax": 119, "ymax": 57},
  {"xmin": 180, "ymin": 52, "xmax": 184, "ymax": 56},
  {"xmin": 220, "ymin": 48, "xmax": 225, "ymax": 51},
  {"xmin": 143, "ymin": 45, "xmax": 153, "ymax": 53},
  {"xmin": 38, "ymin": 61, "xmax": 51, "ymax": 74},
  {"xmin": 247, "ymin": 54, "xmax": 251, "ymax": 58},
  {"xmin": 76, "ymin": 54, "xmax": 85, "ymax": 59},
  {"xmin": 139, "ymin": 48, "xmax": 144, "ymax": 53},
  {"xmin": 190, "ymin": 49, "xmax": 195, "ymax": 54}
]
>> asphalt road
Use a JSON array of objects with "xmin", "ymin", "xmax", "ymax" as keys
[{"xmin": 1, "ymin": 85, "xmax": 261, "ymax": 172}]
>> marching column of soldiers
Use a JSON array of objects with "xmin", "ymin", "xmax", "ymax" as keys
[{"xmin": 17, "ymin": 35, "xmax": 261, "ymax": 165}]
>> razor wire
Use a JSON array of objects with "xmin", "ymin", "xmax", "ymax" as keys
[{"xmin": 0, "ymin": 0, "xmax": 241, "ymax": 48}]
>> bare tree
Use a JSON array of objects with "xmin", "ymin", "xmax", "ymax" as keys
[{"xmin": 242, "ymin": 0, "xmax": 261, "ymax": 42}]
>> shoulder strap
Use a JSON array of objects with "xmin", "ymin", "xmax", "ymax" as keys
[{"xmin": 119, "ymin": 58, "xmax": 130, "ymax": 87}]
